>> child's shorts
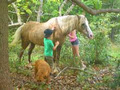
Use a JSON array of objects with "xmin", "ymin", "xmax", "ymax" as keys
[
  {"xmin": 71, "ymin": 39, "xmax": 79, "ymax": 45},
  {"xmin": 45, "ymin": 56, "xmax": 53, "ymax": 67}
]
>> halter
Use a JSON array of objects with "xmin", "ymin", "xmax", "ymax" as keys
[
  {"xmin": 76, "ymin": 15, "xmax": 81, "ymax": 31},
  {"xmin": 52, "ymin": 17, "xmax": 63, "ymax": 43},
  {"xmin": 55, "ymin": 17, "xmax": 64, "ymax": 36}
]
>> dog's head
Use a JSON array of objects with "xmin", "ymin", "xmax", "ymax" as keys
[
  {"xmin": 34, "ymin": 60, "xmax": 51, "ymax": 83},
  {"xmin": 35, "ymin": 76, "xmax": 44, "ymax": 82},
  {"xmin": 35, "ymin": 74, "xmax": 51, "ymax": 83}
]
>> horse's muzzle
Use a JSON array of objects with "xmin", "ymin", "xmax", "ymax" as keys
[
  {"xmin": 89, "ymin": 34, "xmax": 94, "ymax": 39},
  {"xmin": 87, "ymin": 34, "xmax": 93, "ymax": 39}
]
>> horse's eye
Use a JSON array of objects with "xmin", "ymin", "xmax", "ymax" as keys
[
  {"xmin": 82, "ymin": 23, "xmax": 85, "ymax": 26},
  {"xmin": 81, "ymin": 23, "xmax": 86, "ymax": 28}
]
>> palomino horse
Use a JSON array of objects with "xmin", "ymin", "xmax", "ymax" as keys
[{"xmin": 11, "ymin": 15, "xmax": 93, "ymax": 69}]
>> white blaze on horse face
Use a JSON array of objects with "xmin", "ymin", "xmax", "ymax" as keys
[{"xmin": 85, "ymin": 18, "xmax": 93, "ymax": 39}]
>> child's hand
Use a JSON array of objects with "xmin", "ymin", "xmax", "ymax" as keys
[
  {"xmin": 55, "ymin": 41, "xmax": 59, "ymax": 46},
  {"xmin": 50, "ymin": 24, "xmax": 56, "ymax": 30},
  {"xmin": 68, "ymin": 34, "xmax": 70, "ymax": 37},
  {"xmin": 53, "ymin": 41, "xmax": 59, "ymax": 50},
  {"xmin": 52, "ymin": 27, "xmax": 56, "ymax": 30}
]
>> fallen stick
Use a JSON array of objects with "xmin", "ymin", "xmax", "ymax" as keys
[
  {"xmin": 55, "ymin": 66, "xmax": 97, "ymax": 78},
  {"xmin": 55, "ymin": 66, "xmax": 69, "ymax": 79}
]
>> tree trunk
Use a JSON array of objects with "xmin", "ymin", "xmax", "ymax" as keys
[
  {"xmin": 109, "ymin": 28, "xmax": 115, "ymax": 42},
  {"xmin": 0, "ymin": 0, "xmax": 13, "ymax": 90}
]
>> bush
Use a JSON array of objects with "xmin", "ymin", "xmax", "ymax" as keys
[
  {"xmin": 79, "ymin": 14, "xmax": 112, "ymax": 65},
  {"xmin": 110, "ymin": 67, "xmax": 120, "ymax": 89}
]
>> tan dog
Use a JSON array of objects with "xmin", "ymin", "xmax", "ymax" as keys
[{"xmin": 34, "ymin": 60, "xmax": 51, "ymax": 84}]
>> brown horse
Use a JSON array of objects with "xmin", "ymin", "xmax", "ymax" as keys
[{"xmin": 11, "ymin": 15, "xmax": 93, "ymax": 69}]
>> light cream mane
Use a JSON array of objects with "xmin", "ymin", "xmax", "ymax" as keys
[
  {"xmin": 46, "ymin": 15, "xmax": 78, "ymax": 34},
  {"xmin": 57, "ymin": 15, "xmax": 78, "ymax": 34},
  {"xmin": 46, "ymin": 15, "xmax": 88, "ymax": 35}
]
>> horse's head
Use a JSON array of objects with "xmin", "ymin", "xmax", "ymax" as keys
[{"xmin": 77, "ymin": 15, "xmax": 93, "ymax": 39}]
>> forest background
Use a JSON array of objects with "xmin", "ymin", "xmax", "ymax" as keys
[{"xmin": 0, "ymin": 0, "xmax": 120, "ymax": 89}]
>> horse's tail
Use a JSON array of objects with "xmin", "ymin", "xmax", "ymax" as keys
[{"xmin": 10, "ymin": 24, "xmax": 25, "ymax": 46}]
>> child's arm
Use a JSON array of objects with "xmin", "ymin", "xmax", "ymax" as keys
[
  {"xmin": 53, "ymin": 41, "xmax": 59, "ymax": 50},
  {"xmin": 68, "ymin": 34, "xmax": 75, "ymax": 39},
  {"xmin": 68, "ymin": 30, "xmax": 76, "ymax": 39}
]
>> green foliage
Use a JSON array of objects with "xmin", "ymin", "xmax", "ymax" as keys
[
  {"xmin": 103, "ymin": 75, "xmax": 113, "ymax": 84},
  {"xmin": 92, "ymin": 0, "xmax": 102, "ymax": 9},
  {"xmin": 30, "ymin": 83, "xmax": 50, "ymax": 90},
  {"xmin": 109, "ymin": 13, "xmax": 120, "ymax": 43},
  {"xmin": 110, "ymin": 67, "xmax": 120, "ymax": 89},
  {"xmin": 102, "ymin": 0, "xmax": 120, "ymax": 8},
  {"xmin": 17, "ymin": 1, "xmax": 33, "ymax": 15},
  {"xmin": 82, "ymin": 0, "xmax": 102, "ymax": 9},
  {"xmin": 78, "ymin": 14, "xmax": 111, "ymax": 65},
  {"xmin": 60, "ymin": 39, "xmax": 74, "ymax": 66},
  {"xmin": 8, "ymin": 0, "xmax": 103, "ymax": 23},
  {"xmin": 77, "ymin": 72, "xmax": 92, "ymax": 83}
]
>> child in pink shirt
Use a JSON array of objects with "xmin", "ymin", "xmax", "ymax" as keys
[
  {"xmin": 68, "ymin": 30, "xmax": 79, "ymax": 56},
  {"xmin": 68, "ymin": 30, "xmax": 86, "ymax": 70}
]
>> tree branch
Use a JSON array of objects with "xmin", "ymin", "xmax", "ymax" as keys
[
  {"xmin": 64, "ymin": 3, "xmax": 75, "ymax": 15},
  {"xmin": 8, "ymin": 3, "xmax": 23, "ymax": 27},
  {"xmin": 55, "ymin": 66, "xmax": 69, "ymax": 79},
  {"xmin": 59, "ymin": 0, "xmax": 68, "ymax": 16},
  {"xmin": 8, "ymin": 15, "xmax": 13, "ymax": 24},
  {"xmin": 55, "ymin": 66, "xmax": 96, "ymax": 78},
  {"xmin": 8, "ymin": 23, "xmax": 23, "ymax": 27},
  {"xmin": 71, "ymin": 0, "xmax": 120, "ymax": 15},
  {"xmin": 12, "ymin": 3, "xmax": 22, "ymax": 24},
  {"xmin": 37, "ymin": 0, "xmax": 43, "ymax": 22},
  {"xmin": 7, "ymin": 0, "xmax": 16, "ymax": 4}
]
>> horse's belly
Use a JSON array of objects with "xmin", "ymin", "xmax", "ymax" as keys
[
  {"xmin": 29, "ymin": 33, "xmax": 44, "ymax": 46},
  {"xmin": 30, "ymin": 38, "xmax": 44, "ymax": 46}
]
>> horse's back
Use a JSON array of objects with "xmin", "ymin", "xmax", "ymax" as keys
[
  {"xmin": 22, "ymin": 21, "xmax": 41, "ymax": 32},
  {"xmin": 21, "ymin": 21, "xmax": 47, "ymax": 45}
]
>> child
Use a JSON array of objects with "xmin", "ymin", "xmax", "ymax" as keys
[
  {"xmin": 68, "ymin": 30, "xmax": 79, "ymax": 57},
  {"xmin": 44, "ymin": 28, "xmax": 59, "ymax": 69},
  {"xmin": 68, "ymin": 30, "xmax": 86, "ymax": 70}
]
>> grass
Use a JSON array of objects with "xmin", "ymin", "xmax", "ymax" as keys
[
  {"xmin": 108, "ymin": 43, "xmax": 120, "ymax": 67},
  {"xmin": 110, "ymin": 43, "xmax": 120, "ymax": 58}
]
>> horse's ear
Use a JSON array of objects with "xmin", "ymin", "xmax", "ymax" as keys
[
  {"xmin": 76, "ymin": 14, "xmax": 81, "ymax": 20},
  {"xmin": 82, "ymin": 11, "xmax": 86, "ymax": 16}
]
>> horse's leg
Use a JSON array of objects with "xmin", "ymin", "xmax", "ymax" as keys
[
  {"xmin": 19, "ymin": 40, "xmax": 29, "ymax": 62},
  {"xmin": 28, "ymin": 43, "xmax": 35, "ymax": 63},
  {"xmin": 53, "ymin": 45, "xmax": 62, "ymax": 73},
  {"xmin": 53, "ymin": 49, "xmax": 57, "ymax": 73},
  {"xmin": 53, "ymin": 50, "xmax": 57, "ymax": 63},
  {"xmin": 19, "ymin": 49, "xmax": 25, "ymax": 62},
  {"xmin": 56, "ymin": 45, "xmax": 62, "ymax": 65}
]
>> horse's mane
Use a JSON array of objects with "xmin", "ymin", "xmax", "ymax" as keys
[
  {"xmin": 57, "ymin": 15, "xmax": 78, "ymax": 33},
  {"xmin": 46, "ymin": 15, "xmax": 87, "ymax": 35},
  {"xmin": 45, "ymin": 15, "xmax": 78, "ymax": 34}
]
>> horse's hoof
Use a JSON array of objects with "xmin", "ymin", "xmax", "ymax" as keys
[
  {"xmin": 51, "ymin": 67, "xmax": 59, "ymax": 76},
  {"xmin": 81, "ymin": 64, "xmax": 86, "ymax": 70},
  {"xmin": 54, "ymin": 69, "xmax": 59, "ymax": 73},
  {"xmin": 25, "ymin": 63, "xmax": 33, "ymax": 69}
]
